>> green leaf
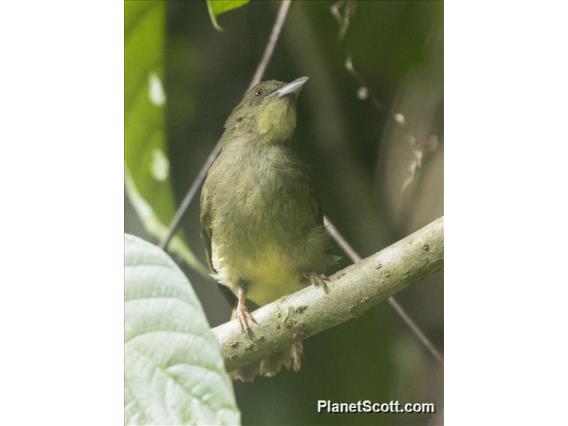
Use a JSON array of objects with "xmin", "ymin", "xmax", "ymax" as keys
[
  {"xmin": 125, "ymin": 234, "xmax": 241, "ymax": 426},
  {"xmin": 206, "ymin": 0, "xmax": 250, "ymax": 31},
  {"xmin": 125, "ymin": 1, "xmax": 208, "ymax": 276}
]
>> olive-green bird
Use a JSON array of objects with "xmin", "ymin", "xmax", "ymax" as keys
[{"xmin": 200, "ymin": 76, "xmax": 335, "ymax": 381}]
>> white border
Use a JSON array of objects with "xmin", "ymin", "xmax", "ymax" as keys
[
  {"xmin": 446, "ymin": 1, "xmax": 568, "ymax": 424},
  {"xmin": 0, "ymin": 1, "xmax": 124, "ymax": 424}
]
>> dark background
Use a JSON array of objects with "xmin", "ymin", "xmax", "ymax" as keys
[{"xmin": 125, "ymin": 1, "xmax": 443, "ymax": 425}]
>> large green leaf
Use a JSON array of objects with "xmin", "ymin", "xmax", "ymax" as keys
[
  {"xmin": 125, "ymin": 234, "xmax": 240, "ymax": 426},
  {"xmin": 125, "ymin": 1, "xmax": 208, "ymax": 276},
  {"xmin": 206, "ymin": 0, "xmax": 250, "ymax": 31}
]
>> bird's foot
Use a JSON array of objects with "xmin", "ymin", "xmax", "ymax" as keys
[
  {"xmin": 305, "ymin": 272, "xmax": 330, "ymax": 294},
  {"xmin": 232, "ymin": 293, "xmax": 257, "ymax": 339}
]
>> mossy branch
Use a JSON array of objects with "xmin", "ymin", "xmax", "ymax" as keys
[{"xmin": 213, "ymin": 217, "xmax": 444, "ymax": 372}]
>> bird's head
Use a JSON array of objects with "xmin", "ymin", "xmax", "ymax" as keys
[{"xmin": 225, "ymin": 77, "xmax": 309, "ymax": 143}]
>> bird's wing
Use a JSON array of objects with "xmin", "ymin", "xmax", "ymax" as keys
[
  {"xmin": 200, "ymin": 161, "xmax": 239, "ymax": 306},
  {"xmin": 199, "ymin": 178, "xmax": 215, "ymax": 273}
]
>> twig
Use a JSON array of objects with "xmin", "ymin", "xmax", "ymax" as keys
[
  {"xmin": 249, "ymin": 0, "xmax": 292, "ymax": 89},
  {"xmin": 159, "ymin": 0, "xmax": 292, "ymax": 250},
  {"xmin": 330, "ymin": 0, "xmax": 355, "ymax": 41},
  {"xmin": 323, "ymin": 216, "xmax": 361, "ymax": 262},
  {"xmin": 214, "ymin": 217, "xmax": 444, "ymax": 372},
  {"xmin": 387, "ymin": 296, "xmax": 443, "ymax": 364},
  {"xmin": 344, "ymin": 53, "xmax": 385, "ymax": 111},
  {"xmin": 158, "ymin": 143, "xmax": 221, "ymax": 250},
  {"xmin": 325, "ymin": 215, "xmax": 444, "ymax": 364}
]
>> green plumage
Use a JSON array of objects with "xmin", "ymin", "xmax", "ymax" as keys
[{"xmin": 200, "ymin": 78, "xmax": 334, "ymax": 306}]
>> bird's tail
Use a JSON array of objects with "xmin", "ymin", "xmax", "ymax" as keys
[{"xmin": 230, "ymin": 341, "xmax": 303, "ymax": 382}]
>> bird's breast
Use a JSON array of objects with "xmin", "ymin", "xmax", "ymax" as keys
[
  {"xmin": 214, "ymin": 145, "xmax": 312, "ymax": 231},
  {"xmin": 209, "ymin": 145, "xmax": 320, "ymax": 304}
]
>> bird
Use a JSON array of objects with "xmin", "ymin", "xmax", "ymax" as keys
[{"xmin": 200, "ymin": 76, "xmax": 335, "ymax": 381}]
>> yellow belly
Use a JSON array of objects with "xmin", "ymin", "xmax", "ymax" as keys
[{"xmin": 243, "ymin": 245, "xmax": 305, "ymax": 305}]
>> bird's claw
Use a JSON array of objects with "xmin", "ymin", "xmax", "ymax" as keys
[
  {"xmin": 233, "ymin": 302, "xmax": 257, "ymax": 339},
  {"xmin": 306, "ymin": 273, "xmax": 330, "ymax": 294}
]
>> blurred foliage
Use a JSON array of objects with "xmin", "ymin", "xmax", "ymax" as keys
[
  {"xmin": 125, "ymin": 1, "xmax": 443, "ymax": 425},
  {"xmin": 207, "ymin": 0, "xmax": 250, "ymax": 31},
  {"xmin": 125, "ymin": 0, "xmax": 207, "ymax": 276},
  {"xmin": 125, "ymin": 234, "xmax": 240, "ymax": 425}
]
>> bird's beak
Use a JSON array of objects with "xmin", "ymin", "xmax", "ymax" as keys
[{"xmin": 270, "ymin": 76, "xmax": 309, "ymax": 98}]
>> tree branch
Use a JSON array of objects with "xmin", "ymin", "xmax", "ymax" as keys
[
  {"xmin": 213, "ymin": 217, "xmax": 444, "ymax": 372},
  {"xmin": 324, "ymin": 215, "xmax": 444, "ymax": 364}
]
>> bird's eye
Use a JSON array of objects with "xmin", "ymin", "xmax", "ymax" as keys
[{"xmin": 255, "ymin": 89, "xmax": 263, "ymax": 97}]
